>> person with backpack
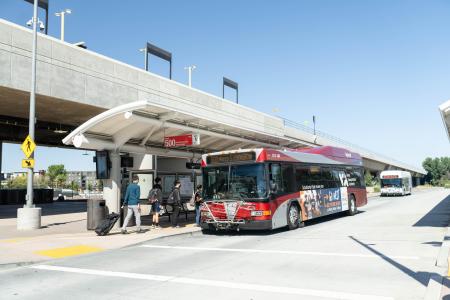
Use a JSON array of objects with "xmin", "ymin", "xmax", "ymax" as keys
[
  {"xmin": 167, "ymin": 180, "xmax": 182, "ymax": 228},
  {"xmin": 121, "ymin": 175, "xmax": 144, "ymax": 234},
  {"xmin": 148, "ymin": 177, "xmax": 162, "ymax": 229},
  {"xmin": 194, "ymin": 185, "xmax": 203, "ymax": 226}
]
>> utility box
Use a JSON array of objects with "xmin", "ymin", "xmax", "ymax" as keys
[{"xmin": 87, "ymin": 199, "xmax": 106, "ymax": 230}]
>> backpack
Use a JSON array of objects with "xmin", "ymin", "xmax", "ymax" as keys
[
  {"xmin": 167, "ymin": 191, "xmax": 175, "ymax": 204},
  {"xmin": 148, "ymin": 188, "xmax": 160, "ymax": 204},
  {"xmin": 189, "ymin": 193, "xmax": 196, "ymax": 206}
]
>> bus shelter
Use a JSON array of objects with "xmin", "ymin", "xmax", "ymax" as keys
[{"xmin": 62, "ymin": 100, "xmax": 308, "ymax": 217}]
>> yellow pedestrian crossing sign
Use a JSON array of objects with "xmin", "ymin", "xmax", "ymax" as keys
[
  {"xmin": 22, "ymin": 158, "xmax": 35, "ymax": 169},
  {"xmin": 21, "ymin": 135, "xmax": 36, "ymax": 158}
]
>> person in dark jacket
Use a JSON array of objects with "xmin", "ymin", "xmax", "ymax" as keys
[
  {"xmin": 194, "ymin": 185, "xmax": 203, "ymax": 226},
  {"xmin": 149, "ymin": 177, "xmax": 162, "ymax": 229},
  {"xmin": 168, "ymin": 180, "xmax": 182, "ymax": 228},
  {"xmin": 121, "ymin": 175, "xmax": 143, "ymax": 234}
]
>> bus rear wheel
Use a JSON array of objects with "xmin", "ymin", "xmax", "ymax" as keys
[
  {"xmin": 287, "ymin": 204, "xmax": 300, "ymax": 230},
  {"xmin": 347, "ymin": 195, "xmax": 357, "ymax": 216}
]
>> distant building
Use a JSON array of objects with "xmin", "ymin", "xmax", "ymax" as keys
[{"xmin": 66, "ymin": 171, "xmax": 97, "ymax": 190}]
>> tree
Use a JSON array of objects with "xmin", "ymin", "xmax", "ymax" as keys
[
  {"xmin": 87, "ymin": 182, "xmax": 93, "ymax": 192},
  {"xmin": 47, "ymin": 164, "xmax": 67, "ymax": 188},
  {"xmin": 422, "ymin": 157, "xmax": 450, "ymax": 185},
  {"xmin": 364, "ymin": 171, "xmax": 375, "ymax": 187},
  {"xmin": 7, "ymin": 175, "xmax": 27, "ymax": 189}
]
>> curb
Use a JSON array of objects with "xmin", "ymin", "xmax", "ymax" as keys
[
  {"xmin": 424, "ymin": 226, "xmax": 450, "ymax": 300},
  {"xmin": 0, "ymin": 226, "xmax": 202, "ymax": 271}
]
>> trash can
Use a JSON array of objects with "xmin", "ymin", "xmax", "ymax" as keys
[
  {"xmin": 120, "ymin": 206, "xmax": 136, "ymax": 227},
  {"xmin": 87, "ymin": 199, "xmax": 107, "ymax": 230}
]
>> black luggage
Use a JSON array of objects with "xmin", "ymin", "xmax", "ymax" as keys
[{"xmin": 95, "ymin": 212, "xmax": 120, "ymax": 236}]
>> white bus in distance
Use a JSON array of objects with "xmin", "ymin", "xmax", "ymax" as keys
[{"xmin": 380, "ymin": 170, "xmax": 412, "ymax": 196}]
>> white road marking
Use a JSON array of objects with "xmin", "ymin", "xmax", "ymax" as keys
[
  {"xmin": 140, "ymin": 244, "xmax": 420, "ymax": 260},
  {"xmin": 30, "ymin": 265, "xmax": 393, "ymax": 300}
]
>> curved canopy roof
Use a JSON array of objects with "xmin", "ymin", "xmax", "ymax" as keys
[{"xmin": 62, "ymin": 100, "xmax": 310, "ymax": 159}]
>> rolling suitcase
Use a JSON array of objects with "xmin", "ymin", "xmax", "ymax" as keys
[{"xmin": 95, "ymin": 212, "xmax": 120, "ymax": 236}]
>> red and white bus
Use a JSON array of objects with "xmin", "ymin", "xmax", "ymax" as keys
[{"xmin": 200, "ymin": 146, "xmax": 367, "ymax": 231}]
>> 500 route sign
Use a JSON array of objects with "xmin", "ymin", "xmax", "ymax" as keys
[{"xmin": 164, "ymin": 134, "xmax": 200, "ymax": 148}]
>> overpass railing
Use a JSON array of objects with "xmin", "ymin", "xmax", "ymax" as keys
[{"xmin": 281, "ymin": 118, "xmax": 424, "ymax": 174}]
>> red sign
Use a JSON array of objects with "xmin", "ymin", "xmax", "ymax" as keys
[
  {"xmin": 164, "ymin": 134, "xmax": 200, "ymax": 148},
  {"xmin": 382, "ymin": 175, "xmax": 399, "ymax": 179}
]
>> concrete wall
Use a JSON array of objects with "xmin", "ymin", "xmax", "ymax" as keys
[{"xmin": 0, "ymin": 19, "xmax": 284, "ymax": 138}]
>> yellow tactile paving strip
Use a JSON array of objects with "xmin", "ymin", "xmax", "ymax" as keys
[
  {"xmin": 0, "ymin": 237, "xmax": 33, "ymax": 243},
  {"xmin": 35, "ymin": 245, "xmax": 104, "ymax": 258}
]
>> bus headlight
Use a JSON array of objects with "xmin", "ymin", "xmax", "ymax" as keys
[
  {"xmin": 201, "ymin": 211, "xmax": 212, "ymax": 218},
  {"xmin": 251, "ymin": 210, "xmax": 271, "ymax": 217}
]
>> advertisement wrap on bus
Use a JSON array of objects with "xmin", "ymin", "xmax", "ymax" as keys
[{"xmin": 200, "ymin": 146, "xmax": 367, "ymax": 232}]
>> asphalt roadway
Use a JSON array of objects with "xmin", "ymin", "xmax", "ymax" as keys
[{"xmin": 1, "ymin": 188, "xmax": 450, "ymax": 300}]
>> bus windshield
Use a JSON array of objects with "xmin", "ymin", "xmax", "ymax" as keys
[
  {"xmin": 203, "ymin": 163, "xmax": 267, "ymax": 201},
  {"xmin": 381, "ymin": 178, "xmax": 402, "ymax": 188}
]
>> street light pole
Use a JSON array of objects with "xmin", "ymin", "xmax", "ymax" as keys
[
  {"xmin": 313, "ymin": 115, "xmax": 316, "ymax": 136},
  {"xmin": 17, "ymin": 0, "xmax": 42, "ymax": 230},
  {"xmin": 139, "ymin": 48, "xmax": 148, "ymax": 70},
  {"xmin": 55, "ymin": 9, "xmax": 71, "ymax": 41},
  {"xmin": 26, "ymin": 0, "xmax": 38, "ymax": 208},
  {"xmin": 184, "ymin": 65, "xmax": 196, "ymax": 87}
]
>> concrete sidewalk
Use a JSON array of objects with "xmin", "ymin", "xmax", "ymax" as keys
[{"xmin": 0, "ymin": 207, "xmax": 200, "ymax": 267}]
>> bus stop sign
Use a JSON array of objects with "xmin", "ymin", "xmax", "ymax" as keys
[{"xmin": 164, "ymin": 134, "xmax": 200, "ymax": 148}]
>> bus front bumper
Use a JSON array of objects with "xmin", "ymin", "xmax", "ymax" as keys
[{"xmin": 201, "ymin": 219, "xmax": 272, "ymax": 231}]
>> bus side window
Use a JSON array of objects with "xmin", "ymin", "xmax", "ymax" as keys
[
  {"xmin": 322, "ymin": 167, "xmax": 335, "ymax": 188},
  {"xmin": 332, "ymin": 169, "xmax": 342, "ymax": 187},
  {"xmin": 269, "ymin": 164, "xmax": 283, "ymax": 193},
  {"xmin": 346, "ymin": 168, "xmax": 363, "ymax": 187},
  {"xmin": 295, "ymin": 166, "xmax": 309, "ymax": 190},
  {"xmin": 281, "ymin": 164, "xmax": 295, "ymax": 193},
  {"xmin": 309, "ymin": 166, "xmax": 322, "ymax": 186}
]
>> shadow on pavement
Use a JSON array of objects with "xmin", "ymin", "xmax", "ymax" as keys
[
  {"xmin": 202, "ymin": 210, "xmax": 366, "ymax": 237},
  {"xmin": 413, "ymin": 194, "xmax": 450, "ymax": 227},
  {"xmin": 350, "ymin": 235, "xmax": 437, "ymax": 287},
  {"xmin": 0, "ymin": 202, "xmax": 87, "ymax": 219},
  {"xmin": 421, "ymin": 241, "xmax": 443, "ymax": 247}
]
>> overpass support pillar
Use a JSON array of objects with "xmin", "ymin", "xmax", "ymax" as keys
[
  {"xmin": 0, "ymin": 141, "xmax": 2, "ymax": 178},
  {"xmin": 103, "ymin": 151, "xmax": 121, "ymax": 228},
  {"xmin": 415, "ymin": 177, "xmax": 421, "ymax": 187}
]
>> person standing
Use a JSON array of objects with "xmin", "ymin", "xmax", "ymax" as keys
[
  {"xmin": 148, "ymin": 177, "xmax": 162, "ymax": 229},
  {"xmin": 168, "ymin": 180, "xmax": 181, "ymax": 228},
  {"xmin": 194, "ymin": 185, "xmax": 203, "ymax": 226},
  {"xmin": 121, "ymin": 175, "xmax": 143, "ymax": 234}
]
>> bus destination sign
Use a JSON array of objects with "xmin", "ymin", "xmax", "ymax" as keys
[
  {"xmin": 207, "ymin": 152, "xmax": 256, "ymax": 164},
  {"xmin": 381, "ymin": 175, "xmax": 399, "ymax": 179}
]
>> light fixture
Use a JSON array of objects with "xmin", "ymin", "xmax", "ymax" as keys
[
  {"xmin": 54, "ymin": 124, "xmax": 68, "ymax": 134},
  {"xmin": 26, "ymin": 18, "xmax": 45, "ymax": 32},
  {"xmin": 55, "ymin": 9, "xmax": 72, "ymax": 41}
]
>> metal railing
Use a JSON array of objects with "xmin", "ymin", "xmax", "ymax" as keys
[{"xmin": 281, "ymin": 117, "xmax": 425, "ymax": 173}]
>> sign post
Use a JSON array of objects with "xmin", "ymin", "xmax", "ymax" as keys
[{"xmin": 17, "ymin": 0, "xmax": 42, "ymax": 230}]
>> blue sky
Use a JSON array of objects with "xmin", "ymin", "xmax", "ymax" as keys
[{"xmin": 1, "ymin": 0, "xmax": 449, "ymax": 172}]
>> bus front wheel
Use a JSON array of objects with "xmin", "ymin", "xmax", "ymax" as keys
[
  {"xmin": 287, "ymin": 204, "xmax": 300, "ymax": 230},
  {"xmin": 347, "ymin": 195, "xmax": 357, "ymax": 216}
]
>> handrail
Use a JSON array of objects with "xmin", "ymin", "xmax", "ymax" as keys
[{"xmin": 280, "ymin": 117, "xmax": 425, "ymax": 174}]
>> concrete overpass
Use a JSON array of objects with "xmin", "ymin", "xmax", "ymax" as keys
[
  {"xmin": 439, "ymin": 100, "xmax": 450, "ymax": 142},
  {"xmin": 0, "ymin": 18, "xmax": 426, "ymax": 181}
]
